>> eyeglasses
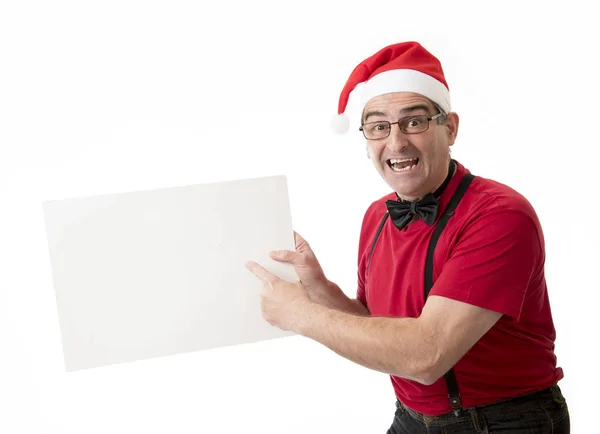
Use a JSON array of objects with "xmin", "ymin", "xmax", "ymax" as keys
[{"xmin": 359, "ymin": 113, "xmax": 444, "ymax": 140}]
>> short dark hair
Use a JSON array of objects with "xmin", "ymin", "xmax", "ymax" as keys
[
  {"xmin": 430, "ymin": 100, "xmax": 448, "ymax": 125},
  {"xmin": 361, "ymin": 96, "xmax": 448, "ymax": 125}
]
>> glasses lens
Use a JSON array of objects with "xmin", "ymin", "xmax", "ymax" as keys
[
  {"xmin": 399, "ymin": 115, "xmax": 429, "ymax": 134},
  {"xmin": 363, "ymin": 121, "xmax": 391, "ymax": 139}
]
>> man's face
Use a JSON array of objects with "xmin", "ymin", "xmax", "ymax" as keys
[{"xmin": 362, "ymin": 92, "xmax": 459, "ymax": 201}]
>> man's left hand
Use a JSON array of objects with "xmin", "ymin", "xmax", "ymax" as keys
[{"xmin": 245, "ymin": 261, "xmax": 313, "ymax": 332}]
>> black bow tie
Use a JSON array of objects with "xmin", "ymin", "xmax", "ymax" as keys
[
  {"xmin": 385, "ymin": 160, "xmax": 456, "ymax": 231},
  {"xmin": 385, "ymin": 193, "xmax": 438, "ymax": 231}
]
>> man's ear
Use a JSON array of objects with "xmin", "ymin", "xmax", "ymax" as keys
[{"xmin": 446, "ymin": 112, "xmax": 459, "ymax": 145}]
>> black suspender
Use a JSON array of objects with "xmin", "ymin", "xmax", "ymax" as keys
[
  {"xmin": 426, "ymin": 173, "xmax": 475, "ymax": 415},
  {"xmin": 367, "ymin": 173, "xmax": 476, "ymax": 415},
  {"xmin": 425, "ymin": 174, "xmax": 475, "ymax": 297},
  {"xmin": 367, "ymin": 212, "xmax": 390, "ymax": 272}
]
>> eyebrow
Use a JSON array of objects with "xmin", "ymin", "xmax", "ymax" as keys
[{"xmin": 363, "ymin": 104, "xmax": 432, "ymax": 123}]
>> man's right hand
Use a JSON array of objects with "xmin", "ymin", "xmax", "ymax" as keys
[
  {"xmin": 269, "ymin": 232, "xmax": 369, "ymax": 315},
  {"xmin": 269, "ymin": 232, "xmax": 329, "ymax": 300}
]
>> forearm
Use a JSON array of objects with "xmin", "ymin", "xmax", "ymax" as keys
[
  {"xmin": 310, "ymin": 280, "xmax": 370, "ymax": 315},
  {"xmin": 296, "ymin": 302, "xmax": 436, "ymax": 384}
]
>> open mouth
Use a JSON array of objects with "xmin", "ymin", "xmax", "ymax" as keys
[{"xmin": 387, "ymin": 157, "xmax": 419, "ymax": 172}]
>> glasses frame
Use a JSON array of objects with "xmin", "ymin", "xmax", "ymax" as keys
[{"xmin": 359, "ymin": 112, "xmax": 445, "ymax": 140}]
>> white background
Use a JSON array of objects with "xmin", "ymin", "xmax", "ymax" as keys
[{"xmin": 1, "ymin": 0, "xmax": 598, "ymax": 432}]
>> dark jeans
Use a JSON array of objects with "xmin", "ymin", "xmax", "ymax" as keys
[{"xmin": 387, "ymin": 385, "xmax": 569, "ymax": 433}]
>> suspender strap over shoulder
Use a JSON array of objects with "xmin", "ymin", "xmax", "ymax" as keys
[
  {"xmin": 367, "ymin": 212, "xmax": 389, "ymax": 271},
  {"xmin": 425, "ymin": 173, "xmax": 476, "ymax": 297},
  {"xmin": 425, "ymin": 173, "xmax": 475, "ymax": 415},
  {"xmin": 366, "ymin": 173, "xmax": 476, "ymax": 416}
]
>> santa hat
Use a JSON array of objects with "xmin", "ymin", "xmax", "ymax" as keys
[{"xmin": 331, "ymin": 41, "xmax": 451, "ymax": 134}]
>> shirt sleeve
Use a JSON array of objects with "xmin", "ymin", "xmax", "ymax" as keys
[
  {"xmin": 357, "ymin": 274, "xmax": 366, "ymax": 307},
  {"xmin": 430, "ymin": 208, "xmax": 543, "ymax": 320}
]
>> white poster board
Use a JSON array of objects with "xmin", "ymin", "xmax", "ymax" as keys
[{"xmin": 43, "ymin": 175, "xmax": 297, "ymax": 371}]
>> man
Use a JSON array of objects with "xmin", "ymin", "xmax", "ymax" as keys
[{"xmin": 245, "ymin": 42, "xmax": 569, "ymax": 433}]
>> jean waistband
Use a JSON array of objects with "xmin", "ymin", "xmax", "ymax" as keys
[{"xmin": 396, "ymin": 384, "xmax": 564, "ymax": 427}]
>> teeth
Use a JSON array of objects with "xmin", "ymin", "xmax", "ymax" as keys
[
  {"xmin": 388, "ymin": 157, "xmax": 418, "ymax": 172},
  {"xmin": 391, "ymin": 163, "xmax": 417, "ymax": 172},
  {"xmin": 389, "ymin": 158, "xmax": 417, "ymax": 164}
]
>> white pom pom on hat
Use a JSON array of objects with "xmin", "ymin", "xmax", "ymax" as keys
[
  {"xmin": 331, "ymin": 113, "xmax": 350, "ymax": 134},
  {"xmin": 332, "ymin": 41, "xmax": 451, "ymax": 134}
]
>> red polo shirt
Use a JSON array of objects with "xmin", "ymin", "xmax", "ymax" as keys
[{"xmin": 356, "ymin": 160, "xmax": 563, "ymax": 416}]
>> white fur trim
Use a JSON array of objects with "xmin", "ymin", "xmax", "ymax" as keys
[{"xmin": 359, "ymin": 69, "xmax": 451, "ymax": 114}]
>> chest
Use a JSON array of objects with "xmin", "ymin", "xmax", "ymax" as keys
[{"xmin": 364, "ymin": 218, "xmax": 456, "ymax": 317}]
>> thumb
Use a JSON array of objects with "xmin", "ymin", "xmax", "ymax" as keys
[
  {"xmin": 293, "ymin": 231, "xmax": 313, "ymax": 255},
  {"xmin": 270, "ymin": 249, "xmax": 303, "ymax": 264}
]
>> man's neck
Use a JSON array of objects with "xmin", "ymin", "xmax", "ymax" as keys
[{"xmin": 397, "ymin": 159, "xmax": 455, "ymax": 202}]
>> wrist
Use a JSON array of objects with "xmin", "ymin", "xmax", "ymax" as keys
[
  {"xmin": 295, "ymin": 299, "xmax": 326, "ymax": 337},
  {"xmin": 305, "ymin": 276, "xmax": 332, "ymax": 296}
]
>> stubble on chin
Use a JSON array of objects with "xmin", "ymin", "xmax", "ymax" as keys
[{"xmin": 367, "ymin": 144, "xmax": 429, "ymax": 200}]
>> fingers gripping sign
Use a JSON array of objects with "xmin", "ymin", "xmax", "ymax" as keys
[
  {"xmin": 245, "ymin": 260, "xmax": 313, "ymax": 332},
  {"xmin": 268, "ymin": 232, "xmax": 328, "ymax": 295}
]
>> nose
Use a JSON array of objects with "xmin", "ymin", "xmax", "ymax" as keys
[{"xmin": 386, "ymin": 123, "xmax": 410, "ymax": 152}]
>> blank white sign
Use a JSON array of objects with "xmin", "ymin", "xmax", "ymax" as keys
[{"xmin": 42, "ymin": 175, "xmax": 297, "ymax": 372}]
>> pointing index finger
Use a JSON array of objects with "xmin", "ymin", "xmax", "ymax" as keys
[{"xmin": 245, "ymin": 261, "xmax": 278, "ymax": 283}]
